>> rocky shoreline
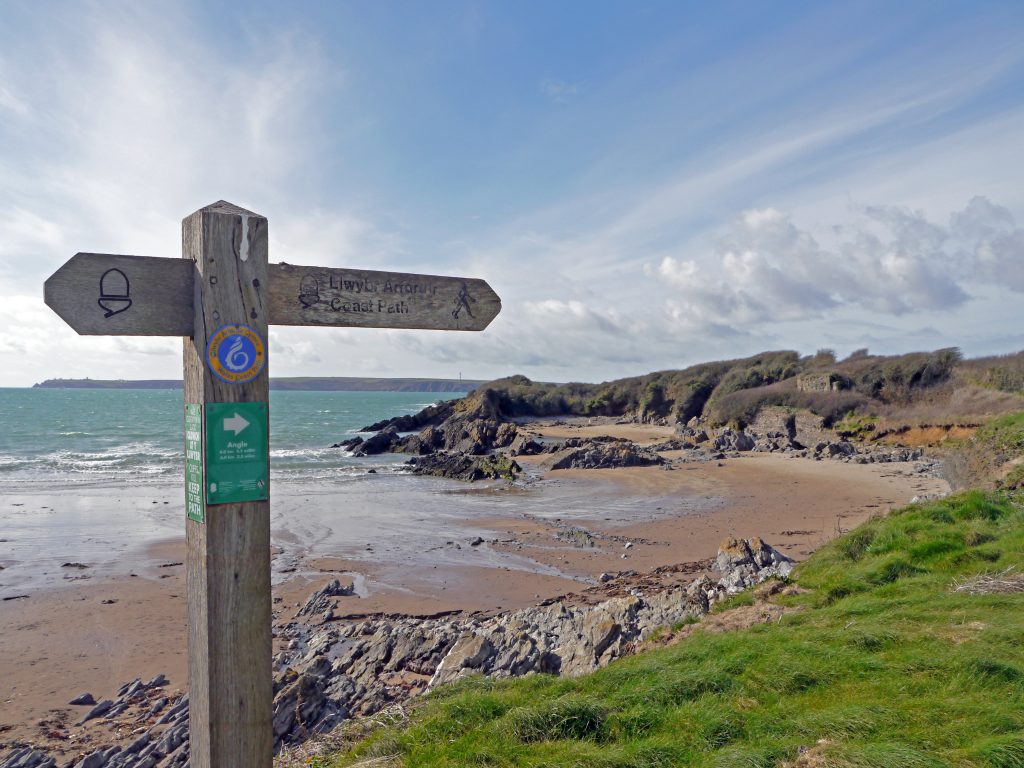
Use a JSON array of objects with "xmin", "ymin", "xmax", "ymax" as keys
[
  {"xmin": 334, "ymin": 397, "xmax": 942, "ymax": 482},
  {"xmin": 0, "ymin": 538, "xmax": 794, "ymax": 768},
  {"xmin": 1, "ymin": 397, "xmax": 947, "ymax": 767}
]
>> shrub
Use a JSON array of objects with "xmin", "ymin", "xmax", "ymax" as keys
[
  {"xmin": 705, "ymin": 379, "xmax": 867, "ymax": 427},
  {"xmin": 959, "ymin": 350, "xmax": 1024, "ymax": 393}
]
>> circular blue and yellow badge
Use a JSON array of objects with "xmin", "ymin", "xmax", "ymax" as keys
[{"xmin": 207, "ymin": 324, "xmax": 266, "ymax": 384}]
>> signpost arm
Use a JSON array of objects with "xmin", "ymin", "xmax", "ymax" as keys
[{"xmin": 183, "ymin": 201, "xmax": 272, "ymax": 767}]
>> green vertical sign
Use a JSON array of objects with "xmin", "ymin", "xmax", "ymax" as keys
[
  {"xmin": 185, "ymin": 403, "xmax": 205, "ymax": 523},
  {"xmin": 205, "ymin": 402, "xmax": 269, "ymax": 505}
]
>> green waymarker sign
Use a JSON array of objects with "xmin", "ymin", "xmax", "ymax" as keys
[
  {"xmin": 185, "ymin": 404, "xmax": 205, "ymax": 522},
  {"xmin": 205, "ymin": 402, "xmax": 269, "ymax": 506}
]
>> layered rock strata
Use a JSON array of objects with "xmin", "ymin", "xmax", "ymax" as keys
[{"xmin": 1, "ymin": 540, "xmax": 791, "ymax": 768}]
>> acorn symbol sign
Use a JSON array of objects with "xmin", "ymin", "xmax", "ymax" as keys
[
  {"xmin": 298, "ymin": 275, "xmax": 320, "ymax": 308},
  {"xmin": 98, "ymin": 268, "xmax": 132, "ymax": 318}
]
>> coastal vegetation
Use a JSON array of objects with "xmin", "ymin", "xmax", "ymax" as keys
[
  {"xmin": 445, "ymin": 348, "xmax": 1024, "ymax": 430},
  {"xmin": 322, "ymin": 488, "xmax": 1024, "ymax": 768},
  {"xmin": 306, "ymin": 366, "xmax": 1024, "ymax": 767}
]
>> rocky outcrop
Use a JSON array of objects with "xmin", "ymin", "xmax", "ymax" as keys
[
  {"xmin": 331, "ymin": 434, "xmax": 363, "ymax": 452},
  {"xmin": 664, "ymin": 420, "xmax": 938, "ymax": 476},
  {"xmin": 361, "ymin": 399, "xmax": 458, "ymax": 433},
  {"xmin": 406, "ymin": 453, "xmax": 521, "ymax": 482},
  {"xmin": 333, "ymin": 425, "xmax": 408, "ymax": 456},
  {"xmin": 335, "ymin": 416, "xmax": 520, "ymax": 459},
  {"xmin": 549, "ymin": 441, "xmax": 665, "ymax": 470},
  {"xmin": 647, "ymin": 439, "xmax": 693, "ymax": 452},
  {"xmin": 1, "ymin": 539, "xmax": 794, "ymax": 768},
  {"xmin": 715, "ymin": 537, "xmax": 793, "ymax": 593},
  {"xmin": 0, "ymin": 677, "xmax": 191, "ymax": 768},
  {"xmin": 343, "ymin": 387, "xmax": 519, "ymax": 460},
  {"xmin": 713, "ymin": 429, "xmax": 755, "ymax": 452},
  {"xmin": 508, "ymin": 433, "xmax": 545, "ymax": 456},
  {"xmin": 397, "ymin": 419, "xmax": 518, "ymax": 456},
  {"xmin": 807, "ymin": 441, "xmax": 925, "ymax": 464},
  {"xmin": 297, "ymin": 579, "xmax": 355, "ymax": 618}
]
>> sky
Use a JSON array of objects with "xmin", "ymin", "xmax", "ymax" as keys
[{"xmin": 1, "ymin": 0, "xmax": 1023, "ymax": 387}]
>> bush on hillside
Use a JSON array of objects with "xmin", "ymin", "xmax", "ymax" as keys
[
  {"xmin": 958, "ymin": 350, "xmax": 1024, "ymax": 393},
  {"xmin": 446, "ymin": 347, "xmax": 997, "ymax": 430},
  {"xmin": 704, "ymin": 379, "xmax": 868, "ymax": 428},
  {"xmin": 832, "ymin": 347, "xmax": 962, "ymax": 402}
]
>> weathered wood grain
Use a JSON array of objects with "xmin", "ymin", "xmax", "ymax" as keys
[
  {"xmin": 183, "ymin": 201, "xmax": 272, "ymax": 768},
  {"xmin": 43, "ymin": 252, "xmax": 193, "ymax": 336},
  {"xmin": 268, "ymin": 262, "xmax": 501, "ymax": 331},
  {"xmin": 42, "ymin": 203, "xmax": 505, "ymax": 768},
  {"xmin": 45, "ymin": 255, "xmax": 502, "ymax": 335}
]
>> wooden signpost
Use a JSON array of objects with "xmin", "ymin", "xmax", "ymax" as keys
[
  {"xmin": 43, "ymin": 201, "xmax": 501, "ymax": 768},
  {"xmin": 44, "ymin": 254, "xmax": 500, "ymax": 335}
]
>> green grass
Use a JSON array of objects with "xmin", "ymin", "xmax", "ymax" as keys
[
  {"xmin": 834, "ymin": 413, "xmax": 879, "ymax": 441},
  {"xmin": 321, "ymin": 490, "xmax": 1024, "ymax": 767}
]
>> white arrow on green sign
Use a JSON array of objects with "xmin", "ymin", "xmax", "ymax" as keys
[
  {"xmin": 223, "ymin": 412, "xmax": 250, "ymax": 436},
  {"xmin": 204, "ymin": 402, "xmax": 268, "ymax": 507}
]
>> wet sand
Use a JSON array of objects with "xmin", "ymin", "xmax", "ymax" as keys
[{"xmin": 0, "ymin": 423, "xmax": 947, "ymax": 750}]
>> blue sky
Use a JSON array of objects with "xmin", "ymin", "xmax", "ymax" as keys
[{"xmin": 1, "ymin": 0, "xmax": 1023, "ymax": 385}]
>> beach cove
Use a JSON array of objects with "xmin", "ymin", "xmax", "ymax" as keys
[{"xmin": 0, "ymin": 403, "xmax": 947, "ymax": 758}]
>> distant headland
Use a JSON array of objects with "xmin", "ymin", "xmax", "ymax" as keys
[{"xmin": 32, "ymin": 377, "xmax": 485, "ymax": 393}]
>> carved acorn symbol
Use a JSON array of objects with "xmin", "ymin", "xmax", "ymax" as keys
[
  {"xmin": 299, "ymin": 275, "xmax": 320, "ymax": 308},
  {"xmin": 98, "ymin": 268, "xmax": 132, "ymax": 318}
]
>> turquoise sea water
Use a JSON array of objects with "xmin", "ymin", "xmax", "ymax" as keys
[
  {"xmin": 0, "ymin": 388, "xmax": 453, "ymax": 488},
  {"xmin": 0, "ymin": 388, "xmax": 700, "ymax": 596}
]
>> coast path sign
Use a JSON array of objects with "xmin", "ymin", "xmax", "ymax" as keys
[
  {"xmin": 42, "ymin": 201, "xmax": 501, "ymax": 768},
  {"xmin": 44, "ymin": 254, "xmax": 500, "ymax": 335}
]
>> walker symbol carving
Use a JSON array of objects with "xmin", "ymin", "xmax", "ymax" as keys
[
  {"xmin": 452, "ymin": 282, "xmax": 476, "ymax": 320},
  {"xmin": 298, "ymin": 275, "xmax": 320, "ymax": 308},
  {"xmin": 98, "ymin": 268, "xmax": 132, "ymax": 318}
]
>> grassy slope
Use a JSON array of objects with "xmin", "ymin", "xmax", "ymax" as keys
[{"xmin": 325, "ymin": 490, "xmax": 1024, "ymax": 768}]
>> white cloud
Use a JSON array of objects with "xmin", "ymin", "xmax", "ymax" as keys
[
  {"xmin": 0, "ymin": 5, "xmax": 345, "ymax": 287},
  {"xmin": 272, "ymin": 209, "xmax": 405, "ymax": 270},
  {"xmin": 1, "ymin": 5, "xmax": 1022, "ymax": 387},
  {"xmin": 113, "ymin": 338, "xmax": 178, "ymax": 357},
  {"xmin": 949, "ymin": 196, "xmax": 1024, "ymax": 290},
  {"xmin": 0, "ymin": 208, "xmax": 66, "ymax": 271},
  {"xmin": 650, "ymin": 197, "xmax": 1021, "ymax": 332}
]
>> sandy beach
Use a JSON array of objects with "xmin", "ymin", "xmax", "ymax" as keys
[{"xmin": 0, "ymin": 419, "xmax": 947, "ymax": 753}]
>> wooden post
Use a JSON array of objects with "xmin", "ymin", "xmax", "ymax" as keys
[
  {"xmin": 183, "ymin": 201, "xmax": 272, "ymax": 767},
  {"xmin": 42, "ymin": 201, "xmax": 503, "ymax": 765}
]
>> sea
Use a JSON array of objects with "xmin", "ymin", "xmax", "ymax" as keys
[
  {"xmin": 0, "ymin": 387, "xmax": 453, "ymax": 489},
  {"xmin": 0, "ymin": 387, "xmax": 696, "ymax": 595}
]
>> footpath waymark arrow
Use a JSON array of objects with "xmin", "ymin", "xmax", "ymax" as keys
[
  {"xmin": 223, "ymin": 413, "xmax": 250, "ymax": 435},
  {"xmin": 44, "ymin": 254, "xmax": 501, "ymax": 336}
]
